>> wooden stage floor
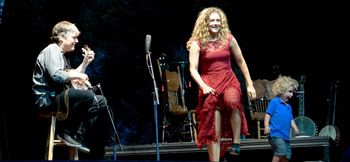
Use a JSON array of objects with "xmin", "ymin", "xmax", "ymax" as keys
[{"xmin": 105, "ymin": 136, "xmax": 340, "ymax": 161}]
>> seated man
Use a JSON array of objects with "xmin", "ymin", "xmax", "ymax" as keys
[{"xmin": 32, "ymin": 20, "xmax": 115, "ymax": 159}]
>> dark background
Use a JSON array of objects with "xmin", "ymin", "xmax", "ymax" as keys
[{"xmin": 0, "ymin": 0, "xmax": 349, "ymax": 160}]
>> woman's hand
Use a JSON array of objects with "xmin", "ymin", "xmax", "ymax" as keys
[
  {"xmin": 247, "ymin": 84, "xmax": 256, "ymax": 100},
  {"xmin": 201, "ymin": 85, "xmax": 215, "ymax": 95}
]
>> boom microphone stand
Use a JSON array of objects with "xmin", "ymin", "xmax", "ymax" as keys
[{"xmin": 145, "ymin": 35, "xmax": 160, "ymax": 161}]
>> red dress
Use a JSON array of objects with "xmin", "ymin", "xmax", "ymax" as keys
[{"xmin": 196, "ymin": 34, "xmax": 249, "ymax": 156}]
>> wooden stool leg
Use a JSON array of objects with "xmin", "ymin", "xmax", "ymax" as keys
[
  {"xmin": 68, "ymin": 148, "xmax": 79, "ymax": 160},
  {"xmin": 46, "ymin": 115, "xmax": 56, "ymax": 160},
  {"xmin": 44, "ymin": 114, "xmax": 79, "ymax": 160},
  {"xmin": 257, "ymin": 120, "xmax": 261, "ymax": 140}
]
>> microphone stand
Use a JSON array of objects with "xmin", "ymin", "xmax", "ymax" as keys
[{"xmin": 146, "ymin": 51, "xmax": 160, "ymax": 161}]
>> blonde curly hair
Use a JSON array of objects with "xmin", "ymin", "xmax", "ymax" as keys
[
  {"xmin": 272, "ymin": 75, "xmax": 299, "ymax": 97},
  {"xmin": 186, "ymin": 7, "xmax": 231, "ymax": 50}
]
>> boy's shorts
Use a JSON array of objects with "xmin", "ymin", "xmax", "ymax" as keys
[{"xmin": 268, "ymin": 136, "xmax": 291, "ymax": 160}]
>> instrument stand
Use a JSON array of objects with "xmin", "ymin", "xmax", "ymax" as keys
[
  {"xmin": 161, "ymin": 110, "xmax": 170, "ymax": 143},
  {"xmin": 158, "ymin": 62, "xmax": 196, "ymax": 143},
  {"xmin": 178, "ymin": 62, "xmax": 195, "ymax": 142},
  {"xmin": 161, "ymin": 113, "xmax": 195, "ymax": 143},
  {"xmin": 185, "ymin": 111, "xmax": 195, "ymax": 143},
  {"xmin": 163, "ymin": 116, "xmax": 185, "ymax": 142},
  {"xmin": 95, "ymin": 83, "xmax": 124, "ymax": 160},
  {"xmin": 161, "ymin": 110, "xmax": 196, "ymax": 143},
  {"xmin": 146, "ymin": 51, "xmax": 160, "ymax": 161},
  {"xmin": 160, "ymin": 96, "xmax": 186, "ymax": 143}
]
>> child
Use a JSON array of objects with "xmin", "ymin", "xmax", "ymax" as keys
[{"xmin": 264, "ymin": 75, "xmax": 299, "ymax": 162}]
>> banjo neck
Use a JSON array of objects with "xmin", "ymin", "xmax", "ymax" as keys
[
  {"xmin": 298, "ymin": 75, "xmax": 305, "ymax": 116},
  {"xmin": 327, "ymin": 79, "xmax": 338, "ymax": 126},
  {"xmin": 293, "ymin": 74, "xmax": 317, "ymax": 137}
]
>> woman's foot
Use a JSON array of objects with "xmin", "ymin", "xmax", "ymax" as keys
[{"xmin": 229, "ymin": 143, "xmax": 240, "ymax": 155}]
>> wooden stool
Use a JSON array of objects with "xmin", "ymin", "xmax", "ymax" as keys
[{"xmin": 44, "ymin": 114, "xmax": 79, "ymax": 160}]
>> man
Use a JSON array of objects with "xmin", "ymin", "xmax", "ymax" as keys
[{"xmin": 32, "ymin": 20, "xmax": 114, "ymax": 159}]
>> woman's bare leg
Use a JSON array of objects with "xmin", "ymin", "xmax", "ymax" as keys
[
  {"xmin": 230, "ymin": 108, "xmax": 241, "ymax": 144},
  {"xmin": 208, "ymin": 110, "xmax": 221, "ymax": 162}
]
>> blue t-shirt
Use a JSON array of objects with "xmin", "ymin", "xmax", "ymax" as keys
[{"xmin": 266, "ymin": 97, "xmax": 294, "ymax": 141}]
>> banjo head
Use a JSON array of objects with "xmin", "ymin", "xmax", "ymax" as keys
[
  {"xmin": 319, "ymin": 125, "xmax": 340, "ymax": 142},
  {"xmin": 292, "ymin": 116, "xmax": 317, "ymax": 137}
]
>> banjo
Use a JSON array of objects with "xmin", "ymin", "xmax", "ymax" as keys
[
  {"xmin": 318, "ymin": 79, "xmax": 340, "ymax": 143},
  {"xmin": 69, "ymin": 45, "xmax": 93, "ymax": 90},
  {"xmin": 292, "ymin": 75, "xmax": 317, "ymax": 137}
]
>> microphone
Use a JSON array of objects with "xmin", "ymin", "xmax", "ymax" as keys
[{"xmin": 145, "ymin": 34, "xmax": 151, "ymax": 54}]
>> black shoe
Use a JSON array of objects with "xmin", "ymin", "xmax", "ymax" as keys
[
  {"xmin": 229, "ymin": 143, "xmax": 240, "ymax": 156},
  {"xmin": 57, "ymin": 132, "xmax": 82, "ymax": 148},
  {"xmin": 78, "ymin": 145, "xmax": 90, "ymax": 153}
]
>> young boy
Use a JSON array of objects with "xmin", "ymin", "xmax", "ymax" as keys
[{"xmin": 264, "ymin": 75, "xmax": 299, "ymax": 162}]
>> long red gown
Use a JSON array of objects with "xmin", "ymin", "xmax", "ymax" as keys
[{"xmin": 195, "ymin": 34, "xmax": 249, "ymax": 156}]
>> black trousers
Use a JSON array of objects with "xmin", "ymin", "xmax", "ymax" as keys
[{"xmin": 55, "ymin": 88, "xmax": 115, "ymax": 159}]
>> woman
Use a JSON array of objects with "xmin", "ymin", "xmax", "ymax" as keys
[{"xmin": 187, "ymin": 7, "xmax": 256, "ymax": 161}]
